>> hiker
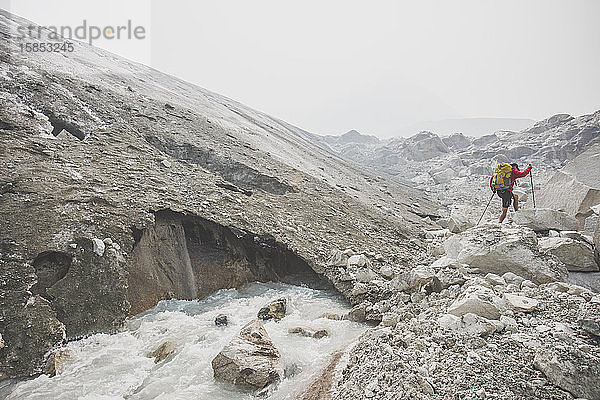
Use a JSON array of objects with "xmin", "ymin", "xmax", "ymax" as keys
[{"xmin": 489, "ymin": 163, "xmax": 532, "ymax": 223}]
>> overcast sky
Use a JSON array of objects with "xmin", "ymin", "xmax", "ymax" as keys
[{"xmin": 3, "ymin": 0, "xmax": 600, "ymax": 137}]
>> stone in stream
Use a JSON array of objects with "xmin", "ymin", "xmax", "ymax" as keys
[
  {"xmin": 42, "ymin": 349, "xmax": 71, "ymax": 377},
  {"xmin": 257, "ymin": 298, "xmax": 287, "ymax": 321},
  {"xmin": 211, "ymin": 320, "xmax": 284, "ymax": 389},
  {"xmin": 288, "ymin": 326, "xmax": 330, "ymax": 339},
  {"xmin": 149, "ymin": 341, "xmax": 176, "ymax": 363},
  {"xmin": 215, "ymin": 314, "xmax": 228, "ymax": 327}
]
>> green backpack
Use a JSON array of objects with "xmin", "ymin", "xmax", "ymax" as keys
[{"xmin": 492, "ymin": 163, "xmax": 513, "ymax": 190}]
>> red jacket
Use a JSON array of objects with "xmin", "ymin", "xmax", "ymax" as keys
[{"xmin": 489, "ymin": 165, "xmax": 531, "ymax": 191}]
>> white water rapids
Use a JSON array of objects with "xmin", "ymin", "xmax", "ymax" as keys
[{"xmin": 6, "ymin": 283, "xmax": 366, "ymax": 400}]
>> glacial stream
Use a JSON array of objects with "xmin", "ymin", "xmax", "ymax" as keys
[{"xmin": 6, "ymin": 283, "xmax": 366, "ymax": 400}]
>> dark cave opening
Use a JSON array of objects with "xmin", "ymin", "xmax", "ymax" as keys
[
  {"xmin": 42, "ymin": 110, "xmax": 86, "ymax": 140},
  {"xmin": 128, "ymin": 210, "xmax": 332, "ymax": 315},
  {"xmin": 30, "ymin": 251, "xmax": 72, "ymax": 300}
]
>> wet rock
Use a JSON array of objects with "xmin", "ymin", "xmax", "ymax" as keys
[
  {"xmin": 149, "ymin": 341, "xmax": 176, "ymax": 363},
  {"xmin": 258, "ymin": 298, "xmax": 287, "ymax": 322},
  {"xmin": 346, "ymin": 303, "xmax": 367, "ymax": 322},
  {"xmin": 215, "ymin": 314, "xmax": 228, "ymax": 327},
  {"xmin": 534, "ymin": 347, "xmax": 600, "ymax": 400},
  {"xmin": 442, "ymin": 224, "xmax": 567, "ymax": 284},
  {"xmin": 319, "ymin": 312, "xmax": 343, "ymax": 320},
  {"xmin": 503, "ymin": 293, "xmax": 539, "ymax": 312},
  {"xmin": 212, "ymin": 320, "xmax": 284, "ymax": 389},
  {"xmin": 42, "ymin": 349, "xmax": 71, "ymax": 377},
  {"xmin": 538, "ymin": 237, "xmax": 598, "ymax": 272},
  {"xmin": 447, "ymin": 285, "xmax": 505, "ymax": 320},
  {"xmin": 288, "ymin": 326, "xmax": 329, "ymax": 339}
]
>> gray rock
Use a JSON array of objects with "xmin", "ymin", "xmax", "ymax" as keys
[
  {"xmin": 438, "ymin": 312, "xmax": 504, "ymax": 336},
  {"xmin": 503, "ymin": 293, "xmax": 539, "ymax": 312},
  {"xmin": 447, "ymin": 285, "xmax": 505, "ymax": 320},
  {"xmin": 212, "ymin": 320, "xmax": 284, "ymax": 389},
  {"xmin": 513, "ymin": 208, "xmax": 579, "ymax": 232},
  {"xmin": 538, "ymin": 237, "xmax": 598, "ymax": 272},
  {"xmin": 534, "ymin": 348, "xmax": 600, "ymax": 400},
  {"xmin": 538, "ymin": 143, "xmax": 600, "ymax": 225},
  {"xmin": 348, "ymin": 254, "xmax": 369, "ymax": 267},
  {"xmin": 442, "ymin": 224, "xmax": 567, "ymax": 284}
]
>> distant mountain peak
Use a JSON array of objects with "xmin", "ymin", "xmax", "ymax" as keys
[{"xmin": 338, "ymin": 130, "xmax": 380, "ymax": 144}]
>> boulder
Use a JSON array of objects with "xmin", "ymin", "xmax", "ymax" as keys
[
  {"xmin": 447, "ymin": 285, "xmax": 505, "ymax": 320},
  {"xmin": 442, "ymin": 224, "xmax": 567, "ymax": 284},
  {"xmin": 538, "ymin": 237, "xmax": 598, "ymax": 272},
  {"xmin": 503, "ymin": 293, "xmax": 539, "ymax": 312},
  {"xmin": 538, "ymin": 143, "xmax": 600, "ymax": 225},
  {"xmin": 534, "ymin": 347, "xmax": 600, "ymax": 400},
  {"xmin": 393, "ymin": 266, "xmax": 437, "ymax": 292},
  {"xmin": 438, "ymin": 313, "xmax": 504, "ymax": 336},
  {"xmin": 257, "ymin": 298, "xmax": 287, "ymax": 321},
  {"xmin": 446, "ymin": 210, "xmax": 474, "ymax": 234},
  {"xmin": 212, "ymin": 320, "xmax": 284, "ymax": 389},
  {"xmin": 512, "ymin": 208, "xmax": 578, "ymax": 232}
]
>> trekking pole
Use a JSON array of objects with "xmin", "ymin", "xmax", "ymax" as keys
[
  {"xmin": 477, "ymin": 192, "xmax": 495, "ymax": 225},
  {"xmin": 529, "ymin": 165, "xmax": 536, "ymax": 209}
]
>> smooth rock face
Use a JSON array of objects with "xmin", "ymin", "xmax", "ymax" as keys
[
  {"xmin": 212, "ymin": 320, "xmax": 284, "ymax": 389},
  {"xmin": 538, "ymin": 237, "xmax": 598, "ymax": 272},
  {"xmin": 442, "ymin": 224, "xmax": 568, "ymax": 284},
  {"xmin": 512, "ymin": 208, "xmax": 579, "ymax": 232}
]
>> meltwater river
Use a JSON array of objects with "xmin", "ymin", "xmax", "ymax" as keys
[{"xmin": 6, "ymin": 283, "xmax": 366, "ymax": 400}]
